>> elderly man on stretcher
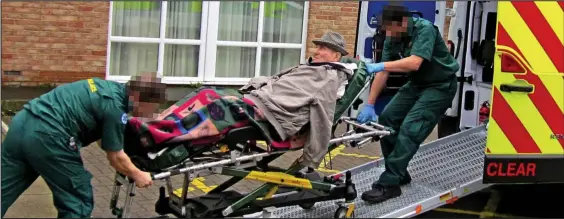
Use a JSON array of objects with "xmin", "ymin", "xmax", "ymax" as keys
[{"xmin": 126, "ymin": 31, "xmax": 378, "ymax": 177}]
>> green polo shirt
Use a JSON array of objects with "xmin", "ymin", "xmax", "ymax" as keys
[
  {"xmin": 381, "ymin": 17, "xmax": 460, "ymax": 84},
  {"xmin": 24, "ymin": 78, "xmax": 130, "ymax": 152}
]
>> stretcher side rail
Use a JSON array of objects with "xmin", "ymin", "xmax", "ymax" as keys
[{"xmin": 149, "ymin": 118, "xmax": 392, "ymax": 181}]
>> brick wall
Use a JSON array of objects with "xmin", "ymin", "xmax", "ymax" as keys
[
  {"xmin": 305, "ymin": 2, "xmax": 359, "ymax": 58},
  {"xmin": 443, "ymin": 1, "xmax": 454, "ymax": 42},
  {"xmin": 1, "ymin": 2, "xmax": 110, "ymax": 87}
]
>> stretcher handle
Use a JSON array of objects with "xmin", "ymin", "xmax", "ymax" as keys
[
  {"xmin": 149, "ymin": 151, "xmax": 276, "ymax": 180},
  {"xmin": 330, "ymin": 118, "xmax": 395, "ymax": 146},
  {"xmin": 329, "ymin": 130, "xmax": 390, "ymax": 145},
  {"xmin": 150, "ymin": 168, "xmax": 183, "ymax": 180},
  {"xmin": 335, "ymin": 117, "xmax": 396, "ymax": 148},
  {"xmin": 339, "ymin": 117, "xmax": 395, "ymax": 134}
]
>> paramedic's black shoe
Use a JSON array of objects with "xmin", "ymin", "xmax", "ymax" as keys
[
  {"xmin": 371, "ymin": 177, "xmax": 410, "ymax": 189},
  {"xmin": 361, "ymin": 184, "xmax": 401, "ymax": 204},
  {"xmin": 400, "ymin": 175, "xmax": 412, "ymax": 185}
]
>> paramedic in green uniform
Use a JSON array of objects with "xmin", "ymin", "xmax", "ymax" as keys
[
  {"xmin": 1, "ymin": 74, "xmax": 166, "ymax": 218},
  {"xmin": 358, "ymin": 5, "xmax": 460, "ymax": 203}
]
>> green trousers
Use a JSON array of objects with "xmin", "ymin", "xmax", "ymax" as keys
[
  {"xmin": 376, "ymin": 75, "xmax": 457, "ymax": 186},
  {"xmin": 1, "ymin": 110, "xmax": 94, "ymax": 218}
]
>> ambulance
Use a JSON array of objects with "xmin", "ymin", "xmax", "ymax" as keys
[
  {"xmin": 438, "ymin": 1, "xmax": 564, "ymax": 184},
  {"xmin": 355, "ymin": 0, "xmax": 563, "ymax": 186}
]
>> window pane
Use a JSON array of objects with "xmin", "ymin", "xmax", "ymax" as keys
[
  {"xmin": 166, "ymin": 1, "xmax": 202, "ymax": 39},
  {"xmin": 215, "ymin": 46, "xmax": 256, "ymax": 78},
  {"xmin": 109, "ymin": 42, "xmax": 158, "ymax": 76},
  {"xmin": 260, "ymin": 48, "xmax": 301, "ymax": 76},
  {"xmin": 111, "ymin": 1, "xmax": 161, "ymax": 38},
  {"xmin": 262, "ymin": 2, "xmax": 304, "ymax": 44},
  {"xmin": 163, "ymin": 44, "xmax": 199, "ymax": 77},
  {"xmin": 218, "ymin": 2, "xmax": 259, "ymax": 42}
]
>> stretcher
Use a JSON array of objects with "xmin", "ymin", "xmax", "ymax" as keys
[
  {"xmin": 110, "ymin": 58, "xmax": 386, "ymax": 218},
  {"xmin": 112, "ymin": 117, "xmax": 390, "ymax": 218}
]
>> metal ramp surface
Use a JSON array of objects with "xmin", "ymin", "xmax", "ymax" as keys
[{"xmin": 269, "ymin": 125, "xmax": 490, "ymax": 218}]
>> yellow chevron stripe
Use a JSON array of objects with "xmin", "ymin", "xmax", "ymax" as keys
[
  {"xmin": 538, "ymin": 75, "xmax": 564, "ymax": 114},
  {"xmin": 532, "ymin": 2, "xmax": 564, "ymax": 112},
  {"xmin": 498, "ymin": 3, "xmax": 564, "ymax": 112},
  {"xmin": 492, "ymin": 66, "xmax": 563, "ymax": 154},
  {"xmin": 535, "ymin": 2, "xmax": 564, "ymax": 45},
  {"xmin": 486, "ymin": 118, "xmax": 517, "ymax": 154},
  {"xmin": 498, "ymin": 2, "xmax": 557, "ymax": 73}
]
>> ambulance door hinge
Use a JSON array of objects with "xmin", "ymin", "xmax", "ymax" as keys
[{"xmin": 457, "ymin": 75, "xmax": 474, "ymax": 84}]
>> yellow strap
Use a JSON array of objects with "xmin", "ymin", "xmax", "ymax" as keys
[
  {"xmin": 246, "ymin": 171, "xmax": 313, "ymax": 189},
  {"xmin": 263, "ymin": 186, "xmax": 279, "ymax": 199}
]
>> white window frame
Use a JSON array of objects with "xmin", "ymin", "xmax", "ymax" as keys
[
  {"xmin": 106, "ymin": 1, "xmax": 209, "ymax": 84},
  {"xmin": 106, "ymin": 1, "xmax": 309, "ymax": 85}
]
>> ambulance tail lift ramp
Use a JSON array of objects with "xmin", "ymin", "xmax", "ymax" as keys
[{"xmin": 268, "ymin": 126, "xmax": 489, "ymax": 218}]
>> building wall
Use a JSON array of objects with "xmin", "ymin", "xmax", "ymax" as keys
[
  {"xmin": 1, "ymin": 1, "xmax": 454, "ymax": 87},
  {"xmin": 305, "ymin": 1, "xmax": 359, "ymax": 58},
  {"xmin": 443, "ymin": 1, "xmax": 454, "ymax": 42},
  {"xmin": 1, "ymin": 2, "xmax": 110, "ymax": 87}
]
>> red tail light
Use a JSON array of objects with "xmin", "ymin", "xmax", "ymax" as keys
[{"xmin": 500, "ymin": 53, "xmax": 525, "ymax": 73}]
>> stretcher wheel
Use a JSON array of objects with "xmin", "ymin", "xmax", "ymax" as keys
[
  {"xmin": 334, "ymin": 206, "xmax": 353, "ymax": 218},
  {"xmin": 298, "ymin": 202, "xmax": 315, "ymax": 209}
]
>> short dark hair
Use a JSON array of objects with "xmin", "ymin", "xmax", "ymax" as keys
[
  {"xmin": 381, "ymin": 4, "xmax": 409, "ymax": 24},
  {"xmin": 126, "ymin": 74, "xmax": 166, "ymax": 103}
]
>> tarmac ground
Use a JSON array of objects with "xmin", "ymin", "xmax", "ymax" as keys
[{"xmin": 1, "ymin": 89, "xmax": 563, "ymax": 218}]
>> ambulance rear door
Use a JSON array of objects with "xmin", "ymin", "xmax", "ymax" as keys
[
  {"xmin": 483, "ymin": 1, "xmax": 564, "ymax": 184},
  {"xmin": 353, "ymin": 1, "xmax": 445, "ymax": 119}
]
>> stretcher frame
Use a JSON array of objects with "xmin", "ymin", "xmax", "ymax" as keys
[
  {"xmin": 110, "ymin": 118, "xmax": 391, "ymax": 218},
  {"xmin": 110, "ymin": 73, "xmax": 385, "ymax": 218}
]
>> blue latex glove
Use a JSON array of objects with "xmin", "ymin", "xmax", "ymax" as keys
[
  {"xmin": 366, "ymin": 63, "xmax": 385, "ymax": 76},
  {"xmin": 357, "ymin": 104, "xmax": 377, "ymax": 123}
]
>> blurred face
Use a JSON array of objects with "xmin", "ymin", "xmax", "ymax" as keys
[
  {"xmin": 383, "ymin": 17, "xmax": 409, "ymax": 42},
  {"xmin": 312, "ymin": 45, "xmax": 341, "ymax": 63},
  {"xmin": 129, "ymin": 92, "xmax": 161, "ymax": 118}
]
